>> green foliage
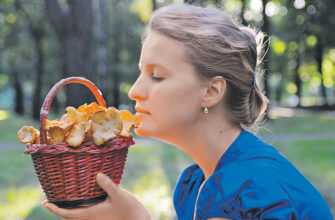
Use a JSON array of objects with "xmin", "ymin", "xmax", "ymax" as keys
[
  {"xmin": 131, "ymin": 0, "xmax": 153, "ymax": 23},
  {"xmin": 0, "ymin": 74, "xmax": 9, "ymax": 89},
  {"xmin": 272, "ymin": 36, "xmax": 286, "ymax": 55},
  {"xmin": 306, "ymin": 35, "xmax": 317, "ymax": 48}
]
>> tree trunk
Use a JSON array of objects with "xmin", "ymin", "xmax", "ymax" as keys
[
  {"xmin": 14, "ymin": 0, "xmax": 45, "ymax": 119},
  {"xmin": 110, "ymin": 6, "xmax": 121, "ymax": 108},
  {"xmin": 45, "ymin": 0, "xmax": 95, "ymax": 107},
  {"xmin": 184, "ymin": 0, "xmax": 206, "ymax": 6},
  {"xmin": 152, "ymin": 0, "xmax": 157, "ymax": 11},
  {"xmin": 275, "ymin": 73, "xmax": 284, "ymax": 104},
  {"xmin": 261, "ymin": 0, "xmax": 271, "ymax": 99},
  {"xmin": 294, "ymin": 51, "xmax": 302, "ymax": 107},
  {"xmin": 94, "ymin": 0, "xmax": 110, "ymax": 103},
  {"xmin": 275, "ymin": 60, "xmax": 287, "ymax": 104},
  {"xmin": 31, "ymin": 29, "xmax": 45, "ymax": 120},
  {"xmin": 11, "ymin": 71, "xmax": 25, "ymax": 115},
  {"xmin": 240, "ymin": 0, "xmax": 247, "ymax": 25},
  {"xmin": 111, "ymin": 51, "xmax": 121, "ymax": 108},
  {"xmin": 315, "ymin": 38, "xmax": 328, "ymax": 106}
]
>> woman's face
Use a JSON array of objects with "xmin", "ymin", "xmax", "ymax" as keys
[{"xmin": 128, "ymin": 30, "xmax": 207, "ymax": 140}]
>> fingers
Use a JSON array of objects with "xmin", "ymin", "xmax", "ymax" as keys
[
  {"xmin": 96, "ymin": 172, "xmax": 118, "ymax": 198},
  {"xmin": 43, "ymin": 202, "xmax": 89, "ymax": 219}
]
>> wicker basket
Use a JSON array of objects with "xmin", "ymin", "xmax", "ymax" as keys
[{"xmin": 25, "ymin": 77, "xmax": 135, "ymax": 208}]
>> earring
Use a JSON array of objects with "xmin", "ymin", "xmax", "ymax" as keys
[{"xmin": 203, "ymin": 107, "xmax": 209, "ymax": 114}]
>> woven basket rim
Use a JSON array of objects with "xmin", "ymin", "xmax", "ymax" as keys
[{"xmin": 25, "ymin": 136, "xmax": 134, "ymax": 155}]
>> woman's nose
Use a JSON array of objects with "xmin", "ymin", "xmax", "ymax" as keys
[{"xmin": 128, "ymin": 77, "xmax": 146, "ymax": 101}]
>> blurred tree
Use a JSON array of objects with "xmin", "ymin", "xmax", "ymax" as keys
[
  {"xmin": 94, "ymin": 0, "xmax": 110, "ymax": 102},
  {"xmin": 184, "ymin": 0, "xmax": 206, "ymax": 6},
  {"xmin": 152, "ymin": 0, "xmax": 157, "ymax": 10},
  {"xmin": 307, "ymin": 0, "xmax": 335, "ymax": 106},
  {"xmin": 11, "ymin": 68, "xmax": 24, "ymax": 115},
  {"xmin": 45, "ymin": 0, "xmax": 95, "ymax": 107},
  {"xmin": 294, "ymin": 40, "xmax": 303, "ymax": 107},
  {"xmin": 1, "ymin": 6, "xmax": 25, "ymax": 115},
  {"xmin": 109, "ymin": 0, "xmax": 123, "ymax": 108},
  {"xmin": 261, "ymin": 0, "xmax": 271, "ymax": 98},
  {"xmin": 14, "ymin": 0, "xmax": 46, "ymax": 119},
  {"xmin": 282, "ymin": 0, "xmax": 335, "ymax": 107},
  {"xmin": 240, "ymin": 0, "xmax": 248, "ymax": 25}
]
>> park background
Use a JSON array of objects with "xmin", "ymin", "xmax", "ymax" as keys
[{"xmin": 0, "ymin": 0, "xmax": 334, "ymax": 219}]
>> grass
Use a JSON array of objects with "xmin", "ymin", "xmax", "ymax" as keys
[
  {"xmin": 260, "ymin": 113, "xmax": 335, "ymax": 135},
  {"xmin": 0, "ymin": 109, "xmax": 38, "ymax": 143},
  {"xmin": 0, "ymin": 108, "xmax": 334, "ymax": 219},
  {"xmin": 258, "ymin": 112, "xmax": 335, "ymax": 214},
  {"xmin": 270, "ymin": 139, "xmax": 335, "ymax": 208},
  {"xmin": 0, "ymin": 149, "xmax": 37, "ymax": 187}
]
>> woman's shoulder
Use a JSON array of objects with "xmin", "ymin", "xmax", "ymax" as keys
[
  {"xmin": 195, "ymin": 144, "xmax": 334, "ymax": 220},
  {"xmin": 196, "ymin": 166, "xmax": 333, "ymax": 220}
]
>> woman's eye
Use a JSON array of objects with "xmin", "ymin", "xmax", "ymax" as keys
[{"xmin": 150, "ymin": 73, "xmax": 164, "ymax": 81}]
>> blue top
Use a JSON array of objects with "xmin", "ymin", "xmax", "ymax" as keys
[{"xmin": 173, "ymin": 130, "xmax": 333, "ymax": 220}]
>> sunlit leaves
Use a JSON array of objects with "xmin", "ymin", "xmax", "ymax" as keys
[
  {"xmin": 323, "ymin": 55, "xmax": 335, "ymax": 88},
  {"xmin": 265, "ymin": 1, "xmax": 287, "ymax": 17},
  {"xmin": 286, "ymin": 82, "xmax": 297, "ymax": 94},
  {"xmin": 130, "ymin": 0, "xmax": 153, "ymax": 23},
  {"xmin": 0, "ymin": 0, "xmax": 14, "ymax": 5},
  {"xmin": 5, "ymin": 13, "xmax": 16, "ymax": 24},
  {"xmin": 299, "ymin": 62, "xmax": 318, "ymax": 83},
  {"xmin": 120, "ymin": 82, "xmax": 132, "ymax": 95},
  {"xmin": 296, "ymin": 14, "xmax": 304, "ymax": 25},
  {"xmin": 224, "ymin": 0, "xmax": 241, "ymax": 12},
  {"xmin": 0, "ymin": 187, "xmax": 41, "ymax": 219},
  {"xmin": 272, "ymin": 36, "xmax": 286, "ymax": 55},
  {"xmin": 288, "ymin": 41, "xmax": 299, "ymax": 53},
  {"xmin": 0, "ymin": 110, "xmax": 9, "ymax": 120},
  {"xmin": 329, "ymin": 49, "xmax": 335, "ymax": 62},
  {"xmin": 306, "ymin": 35, "xmax": 317, "ymax": 48},
  {"xmin": 0, "ymin": 74, "xmax": 9, "ymax": 89}
]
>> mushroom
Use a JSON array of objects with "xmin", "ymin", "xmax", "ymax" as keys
[
  {"xmin": 65, "ymin": 121, "xmax": 89, "ymax": 147},
  {"xmin": 47, "ymin": 126, "xmax": 66, "ymax": 144},
  {"xmin": 91, "ymin": 108, "xmax": 123, "ymax": 145},
  {"xmin": 17, "ymin": 126, "xmax": 40, "ymax": 144},
  {"xmin": 119, "ymin": 110, "xmax": 141, "ymax": 137}
]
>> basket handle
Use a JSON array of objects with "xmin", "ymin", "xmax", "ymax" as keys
[{"xmin": 39, "ymin": 77, "xmax": 107, "ymax": 144}]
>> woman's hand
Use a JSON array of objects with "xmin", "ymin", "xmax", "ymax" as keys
[{"xmin": 42, "ymin": 173, "xmax": 151, "ymax": 220}]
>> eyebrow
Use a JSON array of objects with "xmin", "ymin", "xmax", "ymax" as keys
[{"xmin": 138, "ymin": 62, "xmax": 168, "ymax": 73}]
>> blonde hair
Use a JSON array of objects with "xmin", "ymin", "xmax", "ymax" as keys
[{"xmin": 147, "ymin": 4, "xmax": 269, "ymax": 130}]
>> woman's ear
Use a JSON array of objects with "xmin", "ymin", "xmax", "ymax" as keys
[{"xmin": 201, "ymin": 76, "xmax": 227, "ymax": 108}]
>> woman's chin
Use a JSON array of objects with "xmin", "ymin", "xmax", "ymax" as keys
[{"xmin": 134, "ymin": 125, "xmax": 151, "ymax": 137}]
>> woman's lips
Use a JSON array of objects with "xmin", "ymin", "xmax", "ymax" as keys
[
  {"xmin": 135, "ymin": 108, "xmax": 150, "ymax": 114},
  {"xmin": 135, "ymin": 111, "xmax": 149, "ymax": 115}
]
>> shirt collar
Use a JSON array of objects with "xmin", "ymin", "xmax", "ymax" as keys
[{"xmin": 213, "ymin": 129, "xmax": 255, "ymax": 172}]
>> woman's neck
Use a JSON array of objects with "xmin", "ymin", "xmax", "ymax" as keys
[
  {"xmin": 193, "ymin": 126, "xmax": 241, "ymax": 178},
  {"xmin": 171, "ymin": 117, "xmax": 242, "ymax": 178}
]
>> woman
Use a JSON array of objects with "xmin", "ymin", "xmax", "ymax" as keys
[{"xmin": 43, "ymin": 4, "xmax": 333, "ymax": 220}]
